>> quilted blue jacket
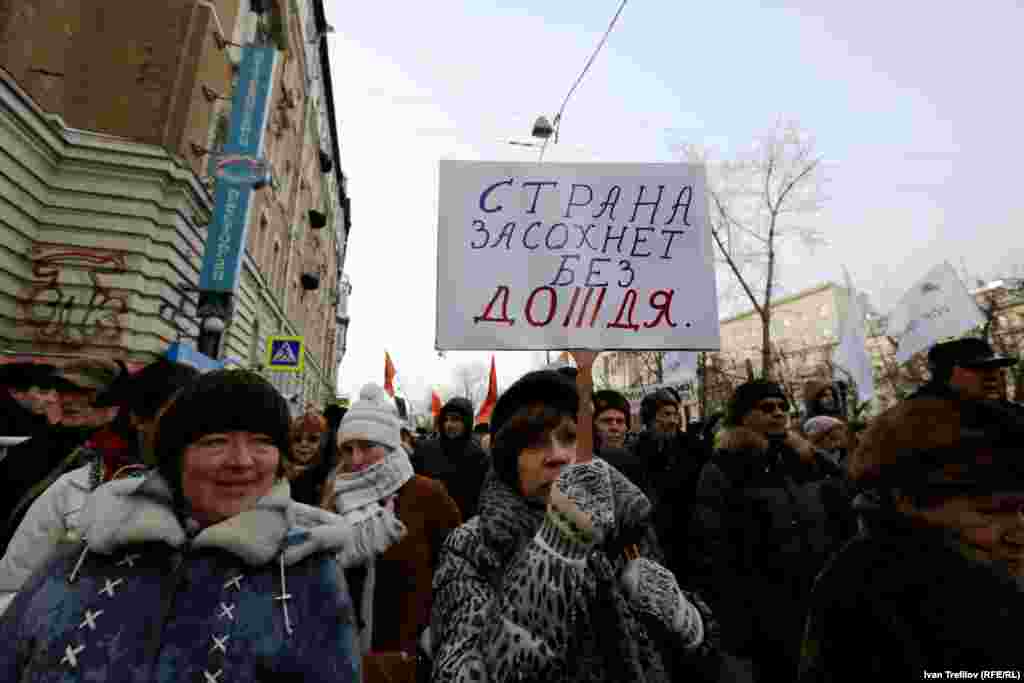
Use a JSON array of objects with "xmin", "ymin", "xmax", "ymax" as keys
[{"xmin": 0, "ymin": 474, "xmax": 361, "ymax": 683}]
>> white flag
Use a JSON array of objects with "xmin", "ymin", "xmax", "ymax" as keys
[
  {"xmin": 832, "ymin": 268, "xmax": 875, "ymax": 403},
  {"xmin": 662, "ymin": 351, "xmax": 698, "ymax": 385},
  {"xmin": 887, "ymin": 262, "xmax": 984, "ymax": 363}
]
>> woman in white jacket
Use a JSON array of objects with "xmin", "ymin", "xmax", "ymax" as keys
[{"xmin": 0, "ymin": 359, "xmax": 198, "ymax": 612}]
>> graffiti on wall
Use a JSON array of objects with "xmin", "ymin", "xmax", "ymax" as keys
[{"xmin": 18, "ymin": 243, "xmax": 131, "ymax": 348}]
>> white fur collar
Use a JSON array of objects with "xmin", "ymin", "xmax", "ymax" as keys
[{"xmin": 83, "ymin": 472, "xmax": 374, "ymax": 568}]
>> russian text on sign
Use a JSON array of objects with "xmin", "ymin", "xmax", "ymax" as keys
[{"xmin": 437, "ymin": 161, "xmax": 720, "ymax": 350}]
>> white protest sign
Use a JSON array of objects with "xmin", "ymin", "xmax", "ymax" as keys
[{"xmin": 436, "ymin": 161, "xmax": 721, "ymax": 350}]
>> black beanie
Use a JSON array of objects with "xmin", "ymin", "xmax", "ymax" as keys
[
  {"xmin": 640, "ymin": 388, "xmax": 679, "ymax": 427},
  {"xmin": 725, "ymin": 379, "xmax": 789, "ymax": 427},
  {"xmin": 593, "ymin": 390, "xmax": 631, "ymax": 430},
  {"xmin": 153, "ymin": 370, "xmax": 292, "ymax": 497},
  {"xmin": 130, "ymin": 359, "xmax": 201, "ymax": 419},
  {"xmin": 489, "ymin": 370, "xmax": 579, "ymax": 492}
]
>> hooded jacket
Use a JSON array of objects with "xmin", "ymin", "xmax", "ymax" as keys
[
  {"xmin": 799, "ymin": 497, "xmax": 1024, "ymax": 681},
  {"xmin": 0, "ymin": 474, "xmax": 361, "ymax": 683},
  {"xmin": 431, "ymin": 462, "xmax": 722, "ymax": 683},
  {"xmin": 414, "ymin": 398, "xmax": 488, "ymax": 519},
  {"xmin": 689, "ymin": 427, "xmax": 853, "ymax": 677}
]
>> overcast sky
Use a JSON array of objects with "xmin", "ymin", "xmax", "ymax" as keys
[{"xmin": 324, "ymin": 0, "xmax": 1023, "ymax": 406}]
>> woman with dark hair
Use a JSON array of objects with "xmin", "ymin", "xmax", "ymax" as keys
[
  {"xmin": 431, "ymin": 369, "xmax": 719, "ymax": 683},
  {"xmin": 0, "ymin": 369, "xmax": 361, "ymax": 682}
]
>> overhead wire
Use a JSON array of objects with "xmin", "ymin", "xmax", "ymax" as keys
[{"xmin": 538, "ymin": 0, "xmax": 629, "ymax": 162}]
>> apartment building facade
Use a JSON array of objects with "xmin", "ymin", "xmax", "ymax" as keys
[{"xmin": 0, "ymin": 0, "xmax": 351, "ymax": 407}]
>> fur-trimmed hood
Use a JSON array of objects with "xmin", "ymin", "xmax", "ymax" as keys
[
  {"xmin": 716, "ymin": 426, "xmax": 817, "ymax": 464},
  {"xmin": 439, "ymin": 397, "xmax": 474, "ymax": 442},
  {"xmin": 82, "ymin": 472, "xmax": 375, "ymax": 568}
]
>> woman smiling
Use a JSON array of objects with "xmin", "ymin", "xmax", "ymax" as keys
[{"xmin": 0, "ymin": 369, "xmax": 361, "ymax": 683}]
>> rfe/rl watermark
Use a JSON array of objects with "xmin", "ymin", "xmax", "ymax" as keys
[{"xmin": 923, "ymin": 672, "xmax": 1021, "ymax": 680}]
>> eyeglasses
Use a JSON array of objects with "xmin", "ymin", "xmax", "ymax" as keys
[{"xmin": 755, "ymin": 400, "xmax": 788, "ymax": 414}]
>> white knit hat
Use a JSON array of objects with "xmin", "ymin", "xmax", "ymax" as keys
[{"xmin": 338, "ymin": 383, "xmax": 403, "ymax": 453}]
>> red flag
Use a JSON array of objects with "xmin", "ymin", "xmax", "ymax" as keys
[
  {"xmin": 431, "ymin": 390, "xmax": 443, "ymax": 418},
  {"xmin": 476, "ymin": 356, "xmax": 498, "ymax": 426},
  {"xmin": 384, "ymin": 352, "xmax": 396, "ymax": 397}
]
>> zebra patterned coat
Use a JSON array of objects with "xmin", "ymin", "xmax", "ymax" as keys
[{"xmin": 430, "ymin": 460, "xmax": 720, "ymax": 683}]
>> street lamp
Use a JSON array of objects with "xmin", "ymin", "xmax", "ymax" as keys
[
  {"xmin": 531, "ymin": 116, "xmax": 555, "ymax": 140},
  {"xmin": 528, "ymin": 114, "xmax": 556, "ymax": 362}
]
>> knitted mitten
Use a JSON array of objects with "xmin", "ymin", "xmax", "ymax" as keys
[
  {"xmin": 549, "ymin": 461, "xmax": 616, "ymax": 545},
  {"xmin": 620, "ymin": 557, "xmax": 704, "ymax": 649}
]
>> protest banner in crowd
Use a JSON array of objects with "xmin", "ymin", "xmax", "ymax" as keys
[
  {"xmin": 436, "ymin": 161, "xmax": 721, "ymax": 351},
  {"xmin": 886, "ymin": 262, "xmax": 985, "ymax": 363}
]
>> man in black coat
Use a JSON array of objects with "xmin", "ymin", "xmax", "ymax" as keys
[
  {"xmin": 0, "ymin": 364, "xmax": 74, "ymax": 553},
  {"xmin": 604, "ymin": 389, "xmax": 706, "ymax": 582},
  {"xmin": 413, "ymin": 396, "xmax": 488, "ymax": 520}
]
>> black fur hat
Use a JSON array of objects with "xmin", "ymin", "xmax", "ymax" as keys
[
  {"xmin": 593, "ymin": 390, "xmax": 631, "ymax": 430},
  {"xmin": 489, "ymin": 370, "xmax": 579, "ymax": 492},
  {"xmin": 725, "ymin": 380, "xmax": 789, "ymax": 427},
  {"xmin": 154, "ymin": 370, "xmax": 291, "ymax": 495},
  {"xmin": 99, "ymin": 359, "xmax": 199, "ymax": 418},
  {"xmin": 640, "ymin": 389, "xmax": 679, "ymax": 427},
  {"xmin": 849, "ymin": 397, "xmax": 1024, "ymax": 494}
]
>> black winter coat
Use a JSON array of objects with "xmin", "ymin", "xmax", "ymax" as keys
[
  {"xmin": 414, "ymin": 437, "xmax": 488, "ymax": 521},
  {"xmin": 602, "ymin": 431, "xmax": 707, "ymax": 581},
  {"xmin": 414, "ymin": 398, "xmax": 489, "ymax": 520},
  {"xmin": 800, "ymin": 503, "xmax": 1024, "ymax": 681},
  {"xmin": 689, "ymin": 427, "xmax": 854, "ymax": 679},
  {"xmin": 0, "ymin": 394, "xmax": 84, "ymax": 552}
]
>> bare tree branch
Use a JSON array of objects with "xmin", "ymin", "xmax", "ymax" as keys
[{"xmin": 683, "ymin": 120, "xmax": 827, "ymax": 380}]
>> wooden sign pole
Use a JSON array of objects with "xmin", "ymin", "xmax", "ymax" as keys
[{"xmin": 569, "ymin": 350, "xmax": 597, "ymax": 463}]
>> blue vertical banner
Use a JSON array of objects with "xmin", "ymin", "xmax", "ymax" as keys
[{"xmin": 199, "ymin": 45, "xmax": 279, "ymax": 293}]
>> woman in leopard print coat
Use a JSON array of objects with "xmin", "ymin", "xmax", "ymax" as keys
[{"xmin": 431, "ymin": 370, "xmax": 721, "ymax": 683}]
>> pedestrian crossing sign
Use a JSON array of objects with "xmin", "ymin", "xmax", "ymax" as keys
[{"xmin": 266, "ymin": 336, "xmax": 304, "ymax": 373}]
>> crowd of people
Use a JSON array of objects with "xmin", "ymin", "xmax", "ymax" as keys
[{"xmin": 0, "ymin": 335, "xmax": 1020, "ymax": 681}]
